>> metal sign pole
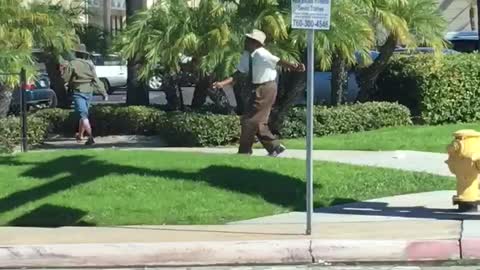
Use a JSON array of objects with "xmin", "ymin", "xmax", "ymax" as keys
[
  {"xmin": 19, "ymin": 69, "xmax": 28, "ymax": 152},
  {"xmin": 292, "ymin": 0, "xmax": 330, "ymax": 236},
  {"xmin": 306, "ymin": 29, "xmax": 315, "ymax": 235}
]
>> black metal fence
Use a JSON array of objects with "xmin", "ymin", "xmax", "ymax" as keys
[{"xmin": 0, "ymin": 68, "xmax": 28, "ymax": 152}]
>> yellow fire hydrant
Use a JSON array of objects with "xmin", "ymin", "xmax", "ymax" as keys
[{"xmin": 446, "ymin": 129, "xmax": 480, "ymax": 212}]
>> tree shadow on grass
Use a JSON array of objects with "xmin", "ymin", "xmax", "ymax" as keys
[
  {"xmin": 8, "ymin": 204, "xmax": 95, "ymax": 227},
  {"xmin": 0, "ymin": 154, "xmax": 319, "ymax": 226}
]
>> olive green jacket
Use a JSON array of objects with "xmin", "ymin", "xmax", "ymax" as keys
[{"xmin": 62, "ymin": 59, "xmax": 107, "ymax": 96}]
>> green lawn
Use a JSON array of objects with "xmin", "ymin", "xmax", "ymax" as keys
[
  {"xmin": 283, "ymin": 122, "xmax": 480, "ymax": 153},
  {"xmin": 0, "ymin": 150, "xmax": 453, "ymax": 226}
]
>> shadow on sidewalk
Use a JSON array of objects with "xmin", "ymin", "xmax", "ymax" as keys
[
  {"xmin": 0, "ymin": 154, "xmax": 317, "ymax": 226},
  {"xmin": 316, "ymin": 200, "xmax": 480, "ymax": 220}
]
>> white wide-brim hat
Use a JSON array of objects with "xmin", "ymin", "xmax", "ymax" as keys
[{"xmin": 245, "ymin": 29, "xmax": 266, "ymax": 45}]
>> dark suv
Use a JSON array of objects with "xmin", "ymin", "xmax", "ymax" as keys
[
  {"xmin": 9, "ymin": 50, "xmax": 57, "ymax": 114},
  {"xmin": 445, "ymin": 31, "xmax": 478, "ymax": 53}
]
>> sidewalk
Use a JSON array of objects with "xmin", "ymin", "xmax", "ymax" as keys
[
  {"xmin": 37, "ymin": 135, "xmax": 453, "ymax": 177},
  {"xmin": 2, "ymin": 191, "xmax": 479, "ymax": 268}
]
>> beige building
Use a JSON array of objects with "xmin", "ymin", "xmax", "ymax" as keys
[
  {"xmin": 85, "ymin": 0, "xmax": 198, "ymax": 32},
  {"xmin": 28, "ymin": 0, "xmax": 473, "ymax": 33},
  {"xmin": 439, "ymin": 0, "xmax": 476, "ymax": 32}
]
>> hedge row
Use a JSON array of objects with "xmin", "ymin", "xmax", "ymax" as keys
[
  {"xmin": 0, "ymin": 116, "xmax": 48, "ymax": 153},
  {"xmin": 375, "ymin": 54, "xmax": 480, "ymax": 124},
  {"xmin": 280, "ymin": 102, "xmax": 412, "ymax": 138},
  {"xmin": 0, "ymin": 102, "xmax": 411, "ymax": 153}
]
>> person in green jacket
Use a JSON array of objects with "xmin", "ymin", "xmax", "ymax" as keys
[{"xmin": 62, "ymin": 44, "xmax": 108, "ymax": 145}]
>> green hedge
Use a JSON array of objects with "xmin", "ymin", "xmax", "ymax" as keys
[
  {"xmin": 0, "ymin": 116, "xmax": 48, "ymax": 153},
  {"xmin": 0, "ymin": 102, "xmax": 411, "ymax": 152},
  {"xmin": 375, "ymin": 54, "xmax": 480, "ymax": 124},
  {"xmin": 34, "ymin": 106, "xmax": 164, "ymax": 136},
  {"xmin": 280, "ymin": 102, "xmax": 412, "ymax": 138},
  {"xmin": 157, "ymin": 112, "xmax": 240, "ymax": 147}
]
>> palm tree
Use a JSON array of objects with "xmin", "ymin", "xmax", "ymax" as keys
[
  {"xmin": 117, "ymin": 0, "xmax": 300, "ymax": 112},
  {"xmin": 125, "ymin": 0, "xmax": 149, "ymax": 105},
  {"xmin": 29, "ymin": 1, "xmax": 82, "ymax": 108},
  {"xmin": 355, "ymin": 0, "xmax": 446, "ymax": 101},
  {"xmin": 0, "ymin": 0, "xmax": 79, "ymax": 116}
]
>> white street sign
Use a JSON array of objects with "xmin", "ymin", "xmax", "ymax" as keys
[
  {"xmin": 291, "ymin": 0, "xmax": 331, "ymax": 30},
  {"xmin": 291, "ymin": 0, "xmax": 331, "ymax": 236}
]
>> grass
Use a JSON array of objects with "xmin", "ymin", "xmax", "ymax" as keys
[
  {"xmin": 282, "ymin": 122, "xmax": 480, "ymax": 153},
  {"xmin": 0, "ymin": 150, "xmax": 453, "ymax": 227}
]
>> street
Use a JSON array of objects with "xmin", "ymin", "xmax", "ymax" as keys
[
  {"xmin": 91, "ymin": 87, "xmax": 238, "ymax": 106},
  {"xmin": 8, "ymin": 266, "xmax": 480, "ymax": 270}
]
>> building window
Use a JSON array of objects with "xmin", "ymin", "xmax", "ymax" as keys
[
  {"xmin": 112, "ymin": 0, "xmax": 126, "ymax": 10},
  {"xmin": 87, "ymin": 0, "xmax": 100, "ymax": 7}
]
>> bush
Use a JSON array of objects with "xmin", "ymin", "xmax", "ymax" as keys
[
  {"xmin": 157, "ymin": 112, "xmax": 240, "ymax": 146},
  {"xmin": 34, "ymin": 105, "xmax": 164, "ymax": 136},
  {"xmin": 34, "ymin": 108, "xmax": 74, "ymax": 134},
  {"xmin": 90, "ymin": 106, "xmax": 164, "ymax": 135},
  {"xmin": 26, "ymin": 102, "xmax": 410, "ymax": 148},
  {"xmin": 375, "ymin": 54, "xmax": 480, "ymax": 124},
  {"xmin": 0, "ymin": 116, "xmax": 48, "ymax": 153},
  {"xmin": 280, "ymin": 102, "xmax": 412, "ymax": 138}
]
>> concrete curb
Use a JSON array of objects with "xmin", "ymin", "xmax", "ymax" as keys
[
  {"xmin": 461, "ymin": 220, "xmax": 480, "ymax": 260},
  {"xmin": 0, "ymin": 239, "xmax": 462, "ymax": 268}
]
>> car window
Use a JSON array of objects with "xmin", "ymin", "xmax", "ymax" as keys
[{"xmin": 93, "ymin": 55, "xmax": 125, "ymax": 66}]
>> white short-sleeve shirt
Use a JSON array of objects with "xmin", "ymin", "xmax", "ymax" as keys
[{"xmin": 237, "ymin": 47, "xmax": 280, "ymax": 84}]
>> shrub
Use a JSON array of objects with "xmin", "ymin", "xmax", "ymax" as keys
[
  {"xmin": 375, "ymin": 54, "xmax": 480, "ymax": 124},
  {"xmin": 26, "ymin": 102, "xmax": 410, "ymax": 148},
  {"xmin": 90, "ymin": 105, "xmax": 164, "ymax": 135},
  {"xmin": 35, "ymin": 105, "xmax": 164, "ymax": 136},
  {"xmin": 280, "ymin": 102, "xmax": 412, "ymax": 138},
  {"xmin": 34, "ymin": 108, "xmax": 74, "ymax": 134},
  {"xmin": 157, "ymin": 112, "xmax": 240, "ymax": 146},
  {"xmin": 0, "ymin": 116, "xmax": 48, "ymax": 153}
]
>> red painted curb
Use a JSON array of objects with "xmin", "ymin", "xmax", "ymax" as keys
[
  {"xmin": 0, "ymin": 239, "xmax": 462, "ymax": 268},
  {"xmin": 312, "ymin": 240, "xmax": 460, "ymax": 262}
]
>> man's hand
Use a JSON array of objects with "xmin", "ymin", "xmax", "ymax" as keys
[
  {"xmin": 296, "ymin": 63, "xmax": 306, "ymax": 72},
  {"xmin": 103, "ymin": 95, "xmax": 109, "ymax": 101},
  {"xmin": 212, "ymin": 81, "xmax": 224, "ymax": 89}
]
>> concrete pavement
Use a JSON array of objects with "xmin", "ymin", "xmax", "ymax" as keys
[
  {"xmin": 148, "ymin": 148, "xmax": 453, "ymax": 177},
  {"xmin": 36, "ymin": 137, "xmax": 454, "ymax": 177},
  {"xmin": 2, "ymin": 191, "xmax": 480, "ymax": 267}
]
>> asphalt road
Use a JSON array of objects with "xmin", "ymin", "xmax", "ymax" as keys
[
  {"xmin": 9, "ymin": 266, "xmax": 480, "ymax": 270},
  {"xmin": 92, "ymin": 87, "xmax": 238, "ymax": 106}
]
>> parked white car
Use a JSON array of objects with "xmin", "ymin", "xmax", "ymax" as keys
[{"xmin": 91, "ymin": 53, "xmax": 127, "ymax": 94}]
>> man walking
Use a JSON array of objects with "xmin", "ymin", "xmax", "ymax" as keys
[
  {"xmin": 213, "ymin": 29, "xmax": 305, "ymax": 156},
  {"xmin": 62, "ymin": 44, "xmax": 108, "ymax": 146}
]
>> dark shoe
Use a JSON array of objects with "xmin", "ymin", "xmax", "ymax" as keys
[
  {"xmin": 268, "ymin": 144, "xmax": 286, "ymax": 157},
  {"xmin": 85, "ymin": 137, "xmax": 95, "ymax": 146}
]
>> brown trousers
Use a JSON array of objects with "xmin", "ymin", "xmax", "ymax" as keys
[{"xmin": 238, "ymin": 81, "xmax": 280, "ymax": 154}]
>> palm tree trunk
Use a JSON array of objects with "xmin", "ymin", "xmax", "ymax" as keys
[
  {"xmin": 191, "ymin": 75, "xmax": 210, "ymax": 109},
  {"xmin": 0, "ymin": 85, "xmax": 12, "ymax": 118},
  {"xmin": 126, "ymin": 0, "xmax": 149, "ymax": 106},
  {"xmin": 356, "ymin": 34, "xmax": 397, "ymax": 102},
  {"xmin": 470, "ymin": 3, "xmax": 476, "ymax": 30},
  {"xmin": 103, "ymin": 0, "xmax": 112, "ymax": 33},
  {"xmin": 191, "ymin": 74, "xmax": 234, "ymax": 113},
  {"xmin": 45, "ymin": 53, "xmax": 69, "ymax": 108},
  {"xmin": 269, "ymin": 71, "xmax": 306, "ymax": 135},
  {"xmin": 330, "ymin": 52, "xmax": 347, "ymax": 106}
]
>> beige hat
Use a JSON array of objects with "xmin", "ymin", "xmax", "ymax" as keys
[
  {"xmin": 73, "ymin": 43, "xmax": 88, "ymax": 54},
  {"xmin": 245, "ymin": 29, "xmax": 266, "ymax": 45}
]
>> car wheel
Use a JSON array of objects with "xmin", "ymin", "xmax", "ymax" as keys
[
  {"xmin": 101, "ymin": 79, "xmax": 114, "ymax": 95},
  {"xmin": 148, "ymin": 75, "xmax": 163, "ymax": 91},
  {"xmin": 47, "ymin": 91, "xmax": 58, "ymax": 108}
]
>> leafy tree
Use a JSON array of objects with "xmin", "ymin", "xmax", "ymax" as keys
[
  {"xmin": 355, "ymin": 0, "xmax": 446, "ymax": 101},
  {"xmin": 0, "ymin": 0, "xmax": 79, "ymax": 116}
]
